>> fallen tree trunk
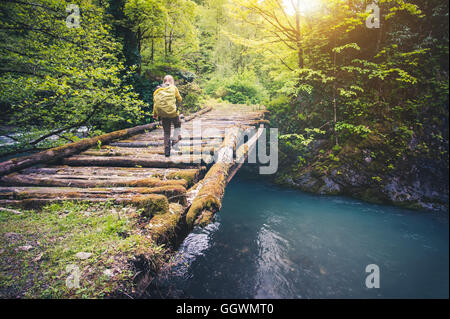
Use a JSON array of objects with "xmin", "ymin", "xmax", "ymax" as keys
[
  {"xmin": 0, "ymin": 185, "xmax": 186, "ymax": 201},
  {"xmin": 0, "ymin": 123, "xmax": 157, "ymax": 176},
  {"xmin": 0, "ymin": 106, "xmax": 213, "ymax": 176},
  {"xmin": 0, "ymin": 173, "xmax": 188, "ymax": 188},
  {"xmin": 63, "ymin": 155, "xmax": 209, "ymax": 168}
]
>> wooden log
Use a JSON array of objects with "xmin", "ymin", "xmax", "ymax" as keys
[
  {"xmin": 182, "ymin": 106, "xmax": 213, "ymax": 122},
  {"xmin": 124, "ymin": 134, "xmax": 225, "ymax": 142},
  {"xmin": 18, "ymin": 166, "xmax": 205, "ymax": 181},
  {"xmin": 185, "ymin": 125, "xmax": 264, "ymax": 227},
  {"xmin": 0, "ymin": 172, "xmax": 188, "ymax": 188},
  {"xmin": 0, "ymin": 123, "xmax": 155, "ymax": 176},
  {"xmin": 147, "ymin": 203, "xmax": 184, "ymax": 244},
  {"xmin": 0, "ymin": 185, "xmax": 186, "ymax": 200},
  {"xmin": 63, "ymin": 155, "xmax": 211, "ymax": 168},
  {"xmin": 109, "ymin": 139, "xmax": 216, "ymax": 147},
  {"xmin": 185, "ymin": 128, "xmax": 242, "ymax": 227},
  {"xmin": 0, "ymin": 107, "xmax": 213, "ymax": 176},
  {"xmin": 0, "ymin": 195, "xmax": 174, "ymax": 215}
]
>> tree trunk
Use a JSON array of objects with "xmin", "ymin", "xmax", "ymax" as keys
[
  {"xmin": 151, "ymin": 38, "xmax": 154, "ymax": 64},
  {"xmin": 164, "ymin": 24, "xmax": 168, "ymax": 57},
  {"xmin": 169, "ymin": 28, "xmax": 174, "ymax": 54},
  {"xmin": 333, "ymin": 30, "xmax": 338, "ymax": 146},
  {"xmin": 295, "ymin": 3, "xmax": 303, "ymax": 68}
]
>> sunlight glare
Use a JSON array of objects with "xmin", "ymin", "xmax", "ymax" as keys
[{"xmin": 282, "ymin": 0, "xmax": 323, "ymax": 16}]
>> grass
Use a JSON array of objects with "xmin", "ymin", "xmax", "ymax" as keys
[{"xmin": 0, "ymin": 201, "xmax": 168, "ymax": 298}]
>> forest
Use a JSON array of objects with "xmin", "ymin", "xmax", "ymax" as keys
[
  {"xmin": 0, "ymin": 0, "xmax": 449, "ymax": 300},
  {"xmin": 0, "ymin": 0, "xmax": 448, "ymax": 209}
]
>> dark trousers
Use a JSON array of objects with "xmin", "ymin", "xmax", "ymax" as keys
[{"xmin": 161, "ymin": 116, "xmax": 181, "ymax": 154}]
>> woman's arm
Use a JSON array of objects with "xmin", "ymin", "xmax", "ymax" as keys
[
  {"xmin": 175, "ymin": 87, "xmax": 182, "ymax": 103},
  {"xmin": 153, "ymin": 93, "xmax": 158, "ymax": 119}
]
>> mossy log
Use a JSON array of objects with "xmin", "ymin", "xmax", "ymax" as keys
[
  {"xmin": 132, "ymin": 194, "xmax": 170, "ymax": 217},
  {"xmin": 0, "ymin": 123, "xmax": 156, "ymax": 176},
  {"xmin": 185, "ymin": 129, "xmax": 241, "ymax": 227},
  {"xmin": 147, "ymin": 203, "xmax": 184, "ymax": 244},
  {"xmin": 194, "ymin": 210, "xmax": 215, "ymax": 227},
  {"xmin": 0, "ymin": 106, "xmax": 213, "ymax": 177},
  {"xmin": 63, "ymin": 155, "xmax": 209, "ymax": 168},
  {"xmin": 0, "ymin": 185, "xmax": 186, "ymax": 201},
  {"xmin": 185, "ymin": 125, "xmax": 263, "ymax": 227},
  {"xmin": 0, "ymin": 172, "xmax": 188, "ymax": 188},
  {"xmin": 14, "ymin": 166, "xmax": 204, "ymax": 186}
]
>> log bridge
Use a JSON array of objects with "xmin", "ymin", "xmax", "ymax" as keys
[{"xmin": 0, "ymin": 104, "xmax": 268, "ymax": 245}]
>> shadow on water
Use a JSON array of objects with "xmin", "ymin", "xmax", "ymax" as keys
[{"xmin": 145, "ymin": 165, "xmax": 449, "ymax": 299}]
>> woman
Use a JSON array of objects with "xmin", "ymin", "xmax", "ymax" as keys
[{"xmin": 153, "ymin": 75, "xmax": 182, "ymax": 157}]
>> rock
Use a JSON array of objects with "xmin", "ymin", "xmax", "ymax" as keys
[
  {"xmin": 318, "ymin": 177, "xmax": 341, "ymax": 195},
  {"xmin": 75, "ymin": 252, "xmax": 92, "ymax": 260},
  {"xmin": 4, "ymin": 232, "xmax": 21, "ymax": 242},
  {"xmin": 17, "ymin": 245, "xmax": 33, "ymax": 251},
  {"xmin": 277, "ymin": 149, "xmax": 448, "ymax": 212},
  {"xmin": 292, "ymin": 172, "xmax": 321, "ymax": 193},
  {"xmin": 33, "ymin": 253, "xmax": 43, "ymax": 262},
  {"xmin": 103, "ymin": 269, "xmax": 113, "ymax": 277}
]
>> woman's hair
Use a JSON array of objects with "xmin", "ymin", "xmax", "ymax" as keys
[{"xmin": 163, "ymin": 75, "xmax": 175, "ymax": 86}]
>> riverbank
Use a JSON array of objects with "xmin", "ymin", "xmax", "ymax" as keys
[
  {"xmin": 274, "ymin": 138, "xmax": 449, "ymax": 213},
  {"xmin": 0, "ymin": 201, "xmax": 172, "ymax": 298}
]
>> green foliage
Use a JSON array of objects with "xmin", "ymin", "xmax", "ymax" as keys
[
  {"xmin": 335, "ymin": 122, "xmax": 372, "ymax": 140},
  {"xmin": 0, "ymin": 202, "xmax": 167, "ymax": 298},
  {"xmin": 235, "ymin": 0, "xmax": 448, "ymax": 186},
  {"xmin": 0, "ymin": 0, "xmax": 148, "ymax": 155},
  {"xmin": 177, "ymin": 82, "xmax": 204, "ymax": 114},
  {"xmin": 278, "ymin": 129, "xmax": 326, "ymax": 167},
  {"xmin": 204, "ymin": 70, "xmax": 267, "ymax": 105}
]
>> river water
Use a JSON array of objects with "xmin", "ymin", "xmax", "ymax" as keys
[{"xmin": 152, "ymin": 168, "xmax": 449, "ymax": 299}]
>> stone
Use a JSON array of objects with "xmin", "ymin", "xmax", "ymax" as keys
[
  {"xmin": 75, "ymin": 252, "xmax": 92, "ymax": 260},
  {"xmin": 318, "ymin": 177, "xmax": 341, "ymax": 195},
  {"xmin": 17, "ymin": 245, "xmax": 33, "ymax": 251}
]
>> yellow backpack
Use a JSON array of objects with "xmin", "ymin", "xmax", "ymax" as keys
[{"xmin": 153, "ymin": 85, "xmax": 180, "ymax": 118}]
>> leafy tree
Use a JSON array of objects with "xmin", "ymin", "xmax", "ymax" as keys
[{"xmin": 0, "ymin": 0, "xmax": 147, "ymax": 155}]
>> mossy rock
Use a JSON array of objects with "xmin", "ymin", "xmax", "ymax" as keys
[{"xmin": 354, "ymin": 188, "xmax": 385, "ymax": 205}]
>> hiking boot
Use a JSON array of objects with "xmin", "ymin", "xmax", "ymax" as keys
[
  {"xmin": 164, "ymin": 147, "xmax": 170, "ymax": 157},
  {"xmin": 171, "ymin": 135, "xmax": 182, "ymax": 151}
]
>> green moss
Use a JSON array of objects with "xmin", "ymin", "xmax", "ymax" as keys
[
  {"xmin": 186, "ymin": 195, "xmax": 221, "ymax": 227},
  {"xmin": 167, "ymin": 169, "xmax": 199, "ymax": 188},
  {"xmin": 131, "ymin": 194, "xmax": 169, "ymax": 217},
  {"xmin": 355, "ymin": 188, "xmax": 385, "ymax": 205},
  {"xmin": 146, "ymin": 203, "xmax": 183, "ymax": 244},
  {"xmin": 0, "ymin": 202, "xmax": 167, "ymax": 298},
  {"xmin": 194, "ymin": 210, "xmax": 214, "ymax": 227},
  {"xmin": 125, "ymin": 178, "xmax": 187, "ymax": 188}
]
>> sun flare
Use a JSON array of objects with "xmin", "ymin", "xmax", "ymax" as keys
[{"xmin": 282, "ymin": 0, "xmax": 323, "ymax": 16}]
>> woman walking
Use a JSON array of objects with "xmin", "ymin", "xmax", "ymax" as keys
[{"xmin": 153, "ymin": 75, "xmax": 183, "ymax": 157}]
